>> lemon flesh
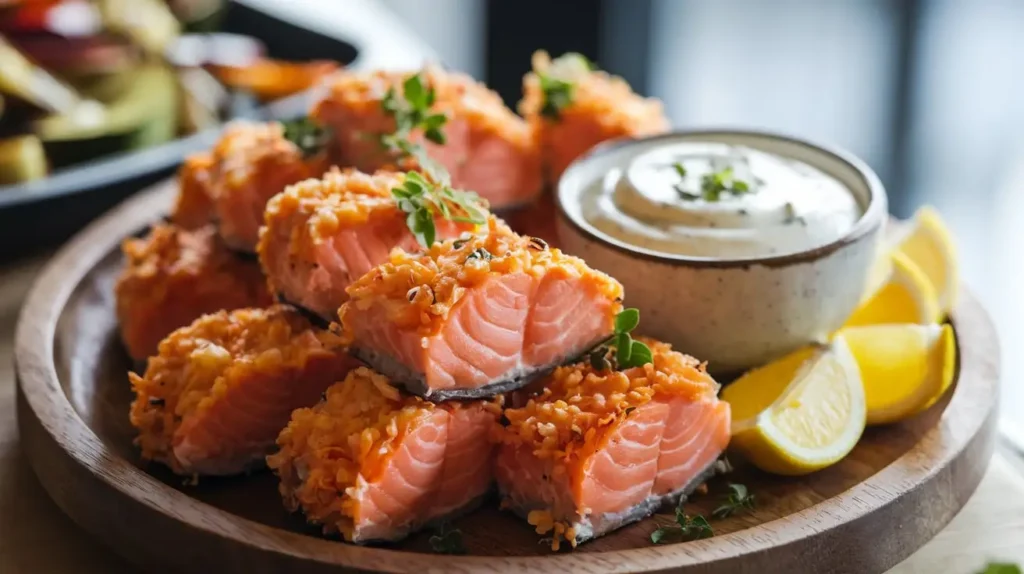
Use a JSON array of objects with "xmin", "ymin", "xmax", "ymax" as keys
[
  {"xmin": 895, "ymin": 206, "xmax": 959, "ymax": 317},
  {"xmin": 722, "ymin": 337, "xmax": 866, "ymax": 476},
  {"xmin": 840, "ymin": 323, "xmax": 956, "ymax": 425},
  {"xmin": 845, "ymin": 251, "xmax": 941, "ymax": 326}
]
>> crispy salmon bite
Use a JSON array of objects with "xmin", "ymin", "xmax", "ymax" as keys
[
  {"xmin": 339, "ymin": 219, "xmax": 624, "ymax": 400},
  {"xmin": 257, "ymin": 168, "xmax": 488, "ymax": 321},
  {"xmin": 520, "ymin": 51, "xmax": 671, "ymax": 183},
  {"xmin": 170, "ymin": 120, "xmax": 331, "ymax": 252},
  {"xmin": 268, "ymin": 366, "xmax": 502, "ymax": 544},
  {"xmin": 115, "ymin": 223, "xmax": 273, "ymax": 362},
  {"xmin": 129, "ymin": 305, "xmax": 358, "ymax": 477},
  {"xmin": 312, "ymin": 66, "xmax": 543, "ymax": 209},
  {"xmin": 495, "ymin": 339, "xmax": 730, "ymax": 550}
]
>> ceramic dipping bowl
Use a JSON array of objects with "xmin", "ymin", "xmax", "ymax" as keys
[{"xmin": 555, "ymin": 129, "xmax": 888, "ymax": 376}]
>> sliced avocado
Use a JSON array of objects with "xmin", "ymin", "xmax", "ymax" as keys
[
  {"xmin": 33, "ymin": 64, "xmax": 179, "ymax": 169},
  {"xmin": 0, "ymin": 134, "xmax": 48, "ymax": 185}
]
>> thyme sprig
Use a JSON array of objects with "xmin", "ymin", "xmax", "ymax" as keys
[
  {"xmin": 379, "ymin": 72, "xmax": 488, "ymax": 247},
  {"xmin": 280, "ymin": 116, "xmax": 330, "ymax": 158},
  {"xmin": 711, "ymin": 483, "xmax": 756, "ymax": 519},
  {"xmin": 650, "ymin": 507, "xmax": 714, "ymax": 544},
  {"xmin": 537, "ymin": 53, "xmax": 594, "ymax": 121},
  {"xmin": 390, "ymin": 171, "xmax": 488, "ymax": 247}
]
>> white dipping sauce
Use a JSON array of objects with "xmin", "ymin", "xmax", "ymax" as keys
[{"xmin": 581, "ymin": 142, "xmax": 861, "ymax": 258}]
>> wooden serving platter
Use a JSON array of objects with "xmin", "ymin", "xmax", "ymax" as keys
[{"xmin": 15, "ymin": 180, "xmax": 1000, "ymax": 574}]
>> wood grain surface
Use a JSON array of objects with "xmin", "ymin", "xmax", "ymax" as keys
[{"xmin": 12, "ymin": 180, "xmax": 1003, "ymax": 573}]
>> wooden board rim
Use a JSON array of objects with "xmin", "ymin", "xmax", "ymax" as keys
[{"xmin": 14, "ymin": 179, "xmax": 1001, "ymax": 573}]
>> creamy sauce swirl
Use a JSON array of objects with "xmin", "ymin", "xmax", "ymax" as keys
[{"xmin": 580, "ymin": 142, "xmax": 861, "ymax": 258}]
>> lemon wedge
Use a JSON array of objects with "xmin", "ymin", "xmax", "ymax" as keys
[
  {"xmin": 839, "ymin": 323, "xmax": 956, "ymax": 425},
  {"xmin": 845, "ymin": 251, "xmax": 941, "ymax": 326},
  {"xmin": 722, "ymin": 337, "xmax": 866, "ymax": 476},
  {"xmin": 894, "ymin": 206, "xmax": 959, "ymax": 316}
]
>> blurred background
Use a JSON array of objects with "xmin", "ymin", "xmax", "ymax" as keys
[{"xmin": 0, "ymin": 0, "xmax": 1022, "ymax": 439}]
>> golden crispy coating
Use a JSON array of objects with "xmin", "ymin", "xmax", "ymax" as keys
[{"xmin": 115, "ymin": 223, "xmax": 272, "ymax": 361}]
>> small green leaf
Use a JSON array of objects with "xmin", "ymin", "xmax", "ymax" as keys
[
  {"xmin": 589, "ymin": 347, "xmax": 610, "ymax": 371},
  {"xmin": 625, "ymin": 340, "xmax": 652, "ymax": 368},
  {"xmin": 616, "ymin": 332, "xmax": 633, "ymax": 362},
  {"xmin": 673, "ymin": 162, "xmax": 687, "ymax": 178},
  {"xmin": 402, "ymin": 74, "xmax": 427, "ymax": 108},
  {"xmin": 615, "ymin": 308, "xmax": 640, "ymax": 334},
  {"xmin": 650, "ymin": 528, "xmax": 669, "ymax": 544}
]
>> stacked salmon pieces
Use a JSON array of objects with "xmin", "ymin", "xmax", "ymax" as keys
[{"xmin": 116, "ymin": 53, "xmax": 728, "ymax": 550}]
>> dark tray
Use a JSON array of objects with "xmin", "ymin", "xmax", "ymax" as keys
[{"xmin": 0, "ymin": 0, "xmax": 432, "ymax": 261}]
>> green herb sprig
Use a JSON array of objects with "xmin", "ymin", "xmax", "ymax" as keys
[
  {"xmin": 650, "ymin": 508, "xmax": 714, "ymax": 544},
  {"xmin": 378, "ymin": 72, "xmax": 488, "ymax": 247},
  {"xmin": 390, "ymin": 171, "xmax": 488, "ymax": 247},
  {"xmin": 711, "ymin": 483, "xmax": 756, "ymax": 519},
  {"xmin": 588, "ymin": 308, "xmax": 653, "ymax": 371},
  {"xmin": 537, "ymin": 53, "xmax": 594, "ymax": 121},
  {"xmin": 428, "ymin": 523, "xmax": 466, "ymax": 555},
  {"xmin": 379, "ymin": 72, "xmax": 450, "ymax": 182},
  {"xmin": 280, "ymin": 116, "xmax": 330, "ymax": 158}
]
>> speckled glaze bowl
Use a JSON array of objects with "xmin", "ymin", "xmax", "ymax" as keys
[{"xmin": 556, "ymin": 130, "xmax": 888, "ymax": 376}]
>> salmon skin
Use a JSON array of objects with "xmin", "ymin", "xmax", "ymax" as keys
[
  {"xmin": 171, "ymin": 121, "xmax": 330, "ymax": 252},
  {"xmin": 268, "ymin": 366, "xmax": 502, "ymax": 543},
  {"xmin": 494, "ymin": 339, "xmax": 731, "ymax": 550},
  {"xmin": 339, "ymin": 220, "xmax": 624, "ymax": 400},
  {"xmin": 312, "ymin": 66, "xmax": 543, "ymax": 210},
  {"xmin": 520, "ymin": 51, "xmax": 670, "ymax": 183},
  {"xmin": 115, "ymin": 223, "xmax": 273, "ymax": 362},
  {"xmin": 257, "ymin": 168, "xmax": 483, "ymax": 321},
  {"xmin": 129, "ymin": 305, "xmax": 357, "ymax": 476}
]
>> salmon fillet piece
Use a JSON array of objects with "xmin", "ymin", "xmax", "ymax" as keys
[
  {"xmin": 312, "ymin": 66, "xmax": 543, "ymax": 209},
  {"xmin": 115, "ymin": 223, "xmax": 273, "ymax": 362},
  {"xmin": 129, "ymin": 305, "xmax": 357, "ymax": 476},
  {"xmin": 170, "ymin": 121, "xmax": 330, "ymax": 252},
  {"xmin": 495, "ymin": 339, "xmax": 730, "ymax": 550},
  {"xmin": 520, "ymin": 51, "xmax": 670, "ymax": 183},
  {"xmin": 268, "ymin": 366, "xmax": 502, "ymax": 543},
  {"xmin": 340, "ymin": 220, "xmax": 624, "ymax": 400},
  {"xmin": 258, "ymin": 168, "xmax": 483, "ymax": 320}
]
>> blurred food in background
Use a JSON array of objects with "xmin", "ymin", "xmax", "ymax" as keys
[{"xmin": 0, "ymin": 0, "xmax": 340, "ymax": 186}]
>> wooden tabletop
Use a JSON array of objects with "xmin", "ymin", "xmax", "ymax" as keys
[{"xmin": 1, "ymin": 254, "xmax": 1022, "ymax": 574}]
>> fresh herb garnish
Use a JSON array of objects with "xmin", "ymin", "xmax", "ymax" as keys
[
  {"xmin": 378, "ymin": 73, "xmax": 488, "ymax": 247},
  {"xmin": 651, "ymin": 507, "xmax": 714, "ymax": 544},
  {"xmin": 612, "ymin": 308, "xmax": 653, "ymax": 369},
  {"xmin": 537, "ymin": 53, "xmax": 594, "ymax": 121},
  {"xmin": 280, "ymin": 116, "xmax": 330, "ymax": 158},
  {"xmin": 672, "ymin": 162, "xmax": 687, "ymax": 178},
  {"xmin": 976, "ymin": 564, "xmax": 1022, "ymax": 574},
  {"xmin": 539, "ymin": 74, "xmax": 574, "ymax": 120},
  {"xmin": 589, "ymin": 308, "xmax": 653, "ymax": 371},
  {"xmin": 711, "ymin": 483, "xmax": 755, "ymax": 519},
  {"xmin": 390, "ymin": 171, "xmax": 488, "ymax": 248},
  {"xmin": 428, "ymin": 523, "xmax": 466, "ymax": 555}
]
